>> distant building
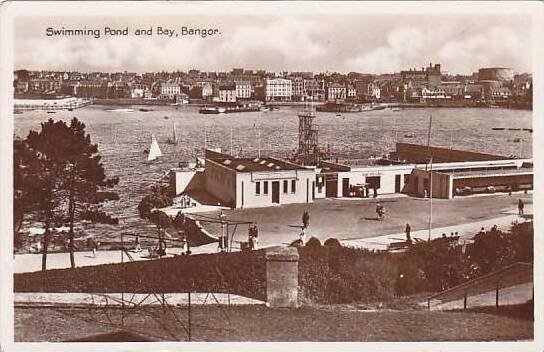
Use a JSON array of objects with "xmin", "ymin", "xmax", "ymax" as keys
[
  {"xmin": 197, "ymin": 81, "xmax": 214, "ymax": 98},
  {"xmin": 478, "ymin": 67, "xmax": 514, "ymax": 82},
  {"xmin": 439, "ymin": 82, "xmax": 464, "ymax": 99},
  {"xmin": 489, "ymin": 87, "xmax": 512, "ymax": 100},
  {"xmin": 265, "ymin": 78, "xmax": 292, "ymax": 101},
  {"xmin": 217, "ymin": 84, "xmax": 237, "ymax": 103},
  {"xmin": 291, "ymin": 77, "xmax": 305, "ymax": 101},
  {"xmin": 131, "ymin": 83, "xmax": 147, "ymax": 98},
  {"xmin": 160, "ymin": 82, "xmax": 181, "ymax": 100},
  {"xmin": 327, "ymin": 83, "xmax": 346, "ymax": 101},
  {"xmin": 346, "ymin": 85, "xmax": 357, "ymax": 100},
  {"xmin": 401, "ymin": 63, "xmax": 442, "ymax": 88},
  {"xmin": 303, "ymin": 79, "xmax": 325, "ymax": 101},
  {"xmin": 421, "ymin": 86, "xmax": 447, "ymax": 99},
  {"xmin": 235, "ymin": 81, "xmax": 252, "ymax": 99}
]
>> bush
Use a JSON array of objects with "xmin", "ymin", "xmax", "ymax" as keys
[
  {"xmin": 305, "ymin": 237, "xmax": 322, "ymax": 248},
  {"xmin": 137, "ymin": 193, "xmax": 173, "ymax": 219},
  {"xmin": 323, "ymin": 238, "xmax": 342, "ymax": 247}
]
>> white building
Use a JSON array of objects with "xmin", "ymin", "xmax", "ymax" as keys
[
  {"xmin": 265, "ymin": 78, "xmax": 292, "ymax": 101},
  {"xmin": 170, "ymin": 144, "xmax": 533, "ymax": 208},
  {"xmin": 235, "ymin": 81, "xmax": 252, "ymax": 99},
  {"xmin": 216, "ymin": 84, "xmax": 237, "ymax": 103},
  {"xmin": 327, "ymin": 83, "xmax": 347, "ymax": 101},
  {"xmin": 160, "ymin": 82, "xmax": 181, "ymax": 100}
]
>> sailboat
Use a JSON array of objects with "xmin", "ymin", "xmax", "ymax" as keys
[
  {"xmin": 147, "ymin": 135, "xmax": 162, "ymax": 161},
  {"xmin": 166, "ymin": 122, "xmax": 178, "ymax": 145}
]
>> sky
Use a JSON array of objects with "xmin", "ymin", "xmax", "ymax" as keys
[{"xmin": 14, "ymin": 13, "xmax": 532, "ymax": 75}]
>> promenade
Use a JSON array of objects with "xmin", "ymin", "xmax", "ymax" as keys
[{"xmin": 14, "ymin": 192, "xmax": 532, "ymax": 274}]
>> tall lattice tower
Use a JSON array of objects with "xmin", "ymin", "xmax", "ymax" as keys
[{"xmin": 293, "ymin": 105, "xmax": 323, "ymax": 166}]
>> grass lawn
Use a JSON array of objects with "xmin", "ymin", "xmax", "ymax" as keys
[
  {"xmin": 15, "ymin": 303, "xmax": 533, "ymax": 342},
  {"xmin": 199, "ymin": 193, "xmax": 532, "ymax": 247}
]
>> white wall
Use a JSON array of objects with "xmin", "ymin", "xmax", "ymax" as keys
[
  {"xmin": 236, "ymin": 170, "xmax": 316, "ymax": 208},
  {"xmin": 170, "ymin": 169, "xmax": 197, "ymax": 195}
]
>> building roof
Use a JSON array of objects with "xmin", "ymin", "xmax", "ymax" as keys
[
  {"xmin": 441, "ymin": 167, "xmax": 533, "ymax": 178},
  {"xmin": 206, "ymin": 150, "xmax": 308, "ymax": 172}
]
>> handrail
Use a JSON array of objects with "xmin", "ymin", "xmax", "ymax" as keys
[{"xmin": 428, "ymin": 262, "xmax": 532, "ymax": 301}]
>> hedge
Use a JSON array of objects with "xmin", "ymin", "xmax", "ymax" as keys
[
  {"xmin": 14, "ymin": 250, "xmax": 267, "ymax": 301},
  {"xmin": 297, "ymin": 245, "xmax": 398, "ymax": 304}
]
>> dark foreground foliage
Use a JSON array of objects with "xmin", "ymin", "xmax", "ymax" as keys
[{"xmin": 15, "ymin": 250, "xmax": 267, "ymax": 301}]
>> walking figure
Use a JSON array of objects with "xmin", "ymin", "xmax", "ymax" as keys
[
  {"xmin": 302, "ymin": 210, "xmax": 310, "ymax": 229},
  {"xmin": 518, "ymin": 199, "xmax": 524, "ymax": 216},
  {"xmin": 87, "ymin": 237, "xmax": 98, "ymax": 258},
  {"xmin": 376, "ymin": 203, "xmax": 385, "ymax": 221}
]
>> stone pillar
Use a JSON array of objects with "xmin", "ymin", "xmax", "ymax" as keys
[{"xmin": 266, "ymin": 246, "xmax": 299, "ymax": 308}]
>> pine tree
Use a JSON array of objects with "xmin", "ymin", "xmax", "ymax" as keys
[{"xmin": 24, "ymin": 118, "xmax": 119, "ymax": 269}]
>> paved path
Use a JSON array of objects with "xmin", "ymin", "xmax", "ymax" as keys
[
  {"xmin": 15, "ymin": 243, "xmax": 219, "ymax": 274},
  {"xmin": 15, "ymin": 292, "xmax": 264, "ymax": 307},
  {"xmin": 341, "ymin": 212, "xmax": 527, "ymax": 251}
]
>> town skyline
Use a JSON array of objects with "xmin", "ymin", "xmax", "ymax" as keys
[{"xmin": 15, "ymin": 13, "xmax": 532, "ymax": 74}]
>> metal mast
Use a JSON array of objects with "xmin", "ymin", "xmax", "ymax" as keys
[{"xmin": 294, "ymin": 103, "xmax": 321, "ymax": 166}]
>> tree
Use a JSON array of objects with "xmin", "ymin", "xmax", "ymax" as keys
[{"xmin": 25, "ymin": 118, "xmax": 119, "ymax": 269}]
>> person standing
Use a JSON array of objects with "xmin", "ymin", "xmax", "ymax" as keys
[
  {"xmin": 299, "ymin": 227, "xmax": 306, "ymax": 246},
  {"xmin": 302, "ymin": 210, "xmax": 310, "ymax": 229},
  {"xmin": 405, "ymin": 223, "xmax": 412, "ymax": 244},
  {"xmin": 518, "ymin": 199, "xmax": 524, "ymax": 216},
  {"xmin": 252, "ymin": 224, "xmax": 259, "ymax": 250},
  {"xmin": 134, "ymin": 235, "xmax": 142, "ymax": 253}
]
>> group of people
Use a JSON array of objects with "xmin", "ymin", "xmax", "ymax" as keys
[{"xmin": 179, "ymin": 194, "xmax": 193, "ymax": 209}]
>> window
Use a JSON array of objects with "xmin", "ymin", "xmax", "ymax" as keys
[
  {"xmin": 256, "ymin": 182, "xmax": 260, "ymax": 195},
  {"xmin": 283, "ymin": 180, "xmax": 288, "ymax": 193},
  {"xmin": 404, "ymin": 174, "xmax": 410, "ymax": 184},
  {"xmin": 291, "ymin": 180, "xmax": 296, "ymax": 193},
  {"xmin": 264, "ymin": 181, "xmax": 269, "ymax": 194}
]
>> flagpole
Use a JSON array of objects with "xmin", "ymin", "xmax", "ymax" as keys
[
  {"xmin": 230, "ymin": 125, "xmax": 233, "ymax": 155},
  {"xmin": 427, "ymin": 115, "xmax": 433, "ymax": 241}
]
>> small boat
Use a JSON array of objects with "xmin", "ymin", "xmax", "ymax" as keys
[
  {"xmin": 492, "ymin": 127, "xmax": 505, "ymax": 131},
  {"xmin": 199, "ymin": 107, "xmax": 220, "ymax": 114},
  {"xmin": 166, "ymin": 122, "xmax": 178, "ymax": 145},
  {"xmin": 14, "ymin": 110, "xmax": 23, "ymax": 114},
  {"xmin": 67, "ymin": 108, "xmax": 73, "ymax": 111},
  {"xmin": 513, "ymin": 138, "xmax": 521, "ymax": 143},
  {"xmin": 164, "ymin": 116, "xmax": 169, "ymax": 119},
  {"xmin": 523, "ymin": 128, "xmax": 533, "ymax": 133},
  {"xmin": 404, "ymin": 133, "xmax": 415, "ymax": 138},
  {"xmin": 507, "ymin": 128, "xmax": 521, "ymax": 131},
  {"xmin": 147, "ymin": 135, "xmax": 162, "ymax": 161},
  {"xmin": 106, "ymin": 108, "xmax": 134, "ymax": 113},
  {"xmin": 336, "ymin": 114, "xmax": 342, "ymax": 117},
  {"xmin": 139, "ymin": 108, "xmax": 153, "ymax": 112},
  {"xmin": 391, "ymin": 107, "xmax": 401, "ymax": 112},
  {"xmin": 47, "ymin": 111, "xmax": 56, "ymax": 114},
  {"xmin": 199, "ymin": 106, "xmax": 226, "ymax": 114}
]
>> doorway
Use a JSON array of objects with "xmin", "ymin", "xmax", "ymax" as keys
[
  {"xmin": 342, "ymin": 178, "xmax": 350, "ymax": 197},
  {"xmin": 272, "ymin": 181, "xmax": 280, "ymax": 204},
  {"xmin": 395, "ymin": 175, "xmax": 401, "ymax": 193}
]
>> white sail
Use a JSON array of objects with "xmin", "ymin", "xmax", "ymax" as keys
[
  {"xmin": 172, "ymin": 123, "xmax": 177, "ymax": 143},
  {"xmin": 148, "ymin": 135, "xmax": 162, "ymax": 161}
]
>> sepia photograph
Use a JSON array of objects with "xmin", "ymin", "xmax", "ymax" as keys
[{"xmin": 0, "ymin": 1, "xmax": 542, "ymax": 350}]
